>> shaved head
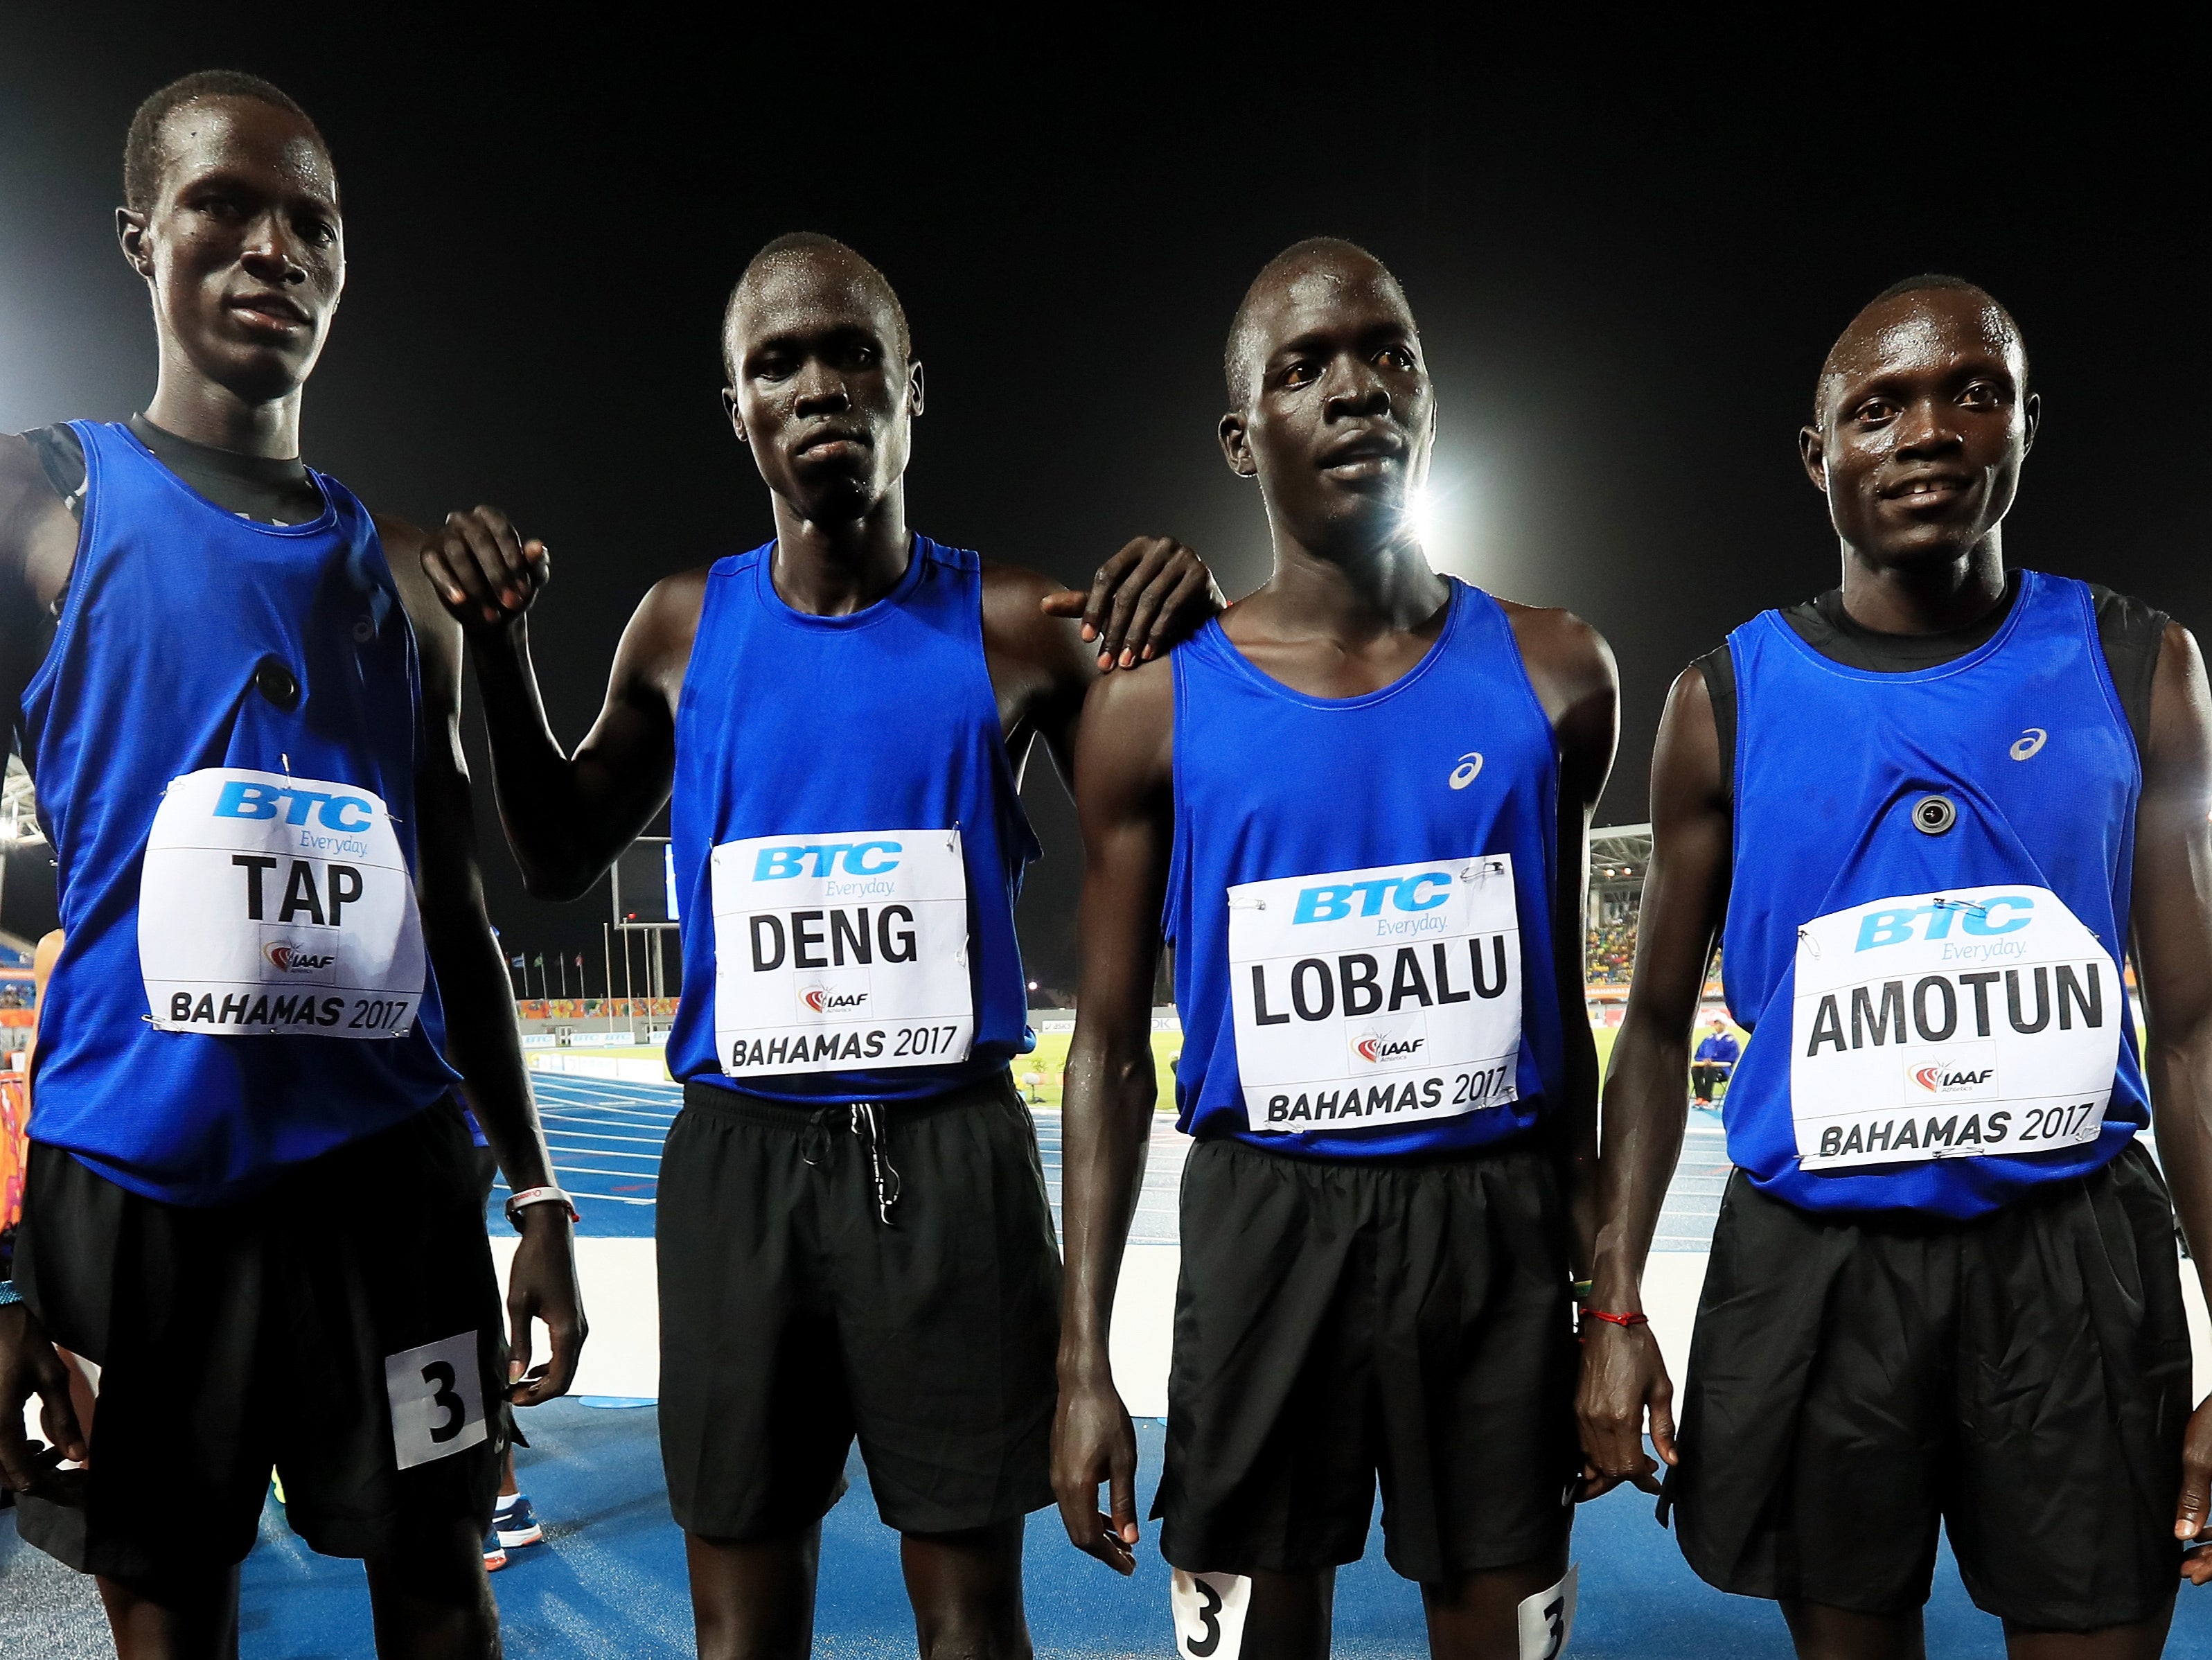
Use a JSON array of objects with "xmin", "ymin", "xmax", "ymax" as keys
[
  {"xmin": 1225, "ymin": 237, "xmax": 1411, "ymax": 405},
  {"xmin": 1815, "ymin": 275, "xmax": 2027, "ymax": 426},
  {"xmin": 722, "ymin": 231, "xmax": 910, "ymax": 382}
]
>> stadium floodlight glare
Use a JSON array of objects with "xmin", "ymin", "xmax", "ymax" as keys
[{"xmin": 1406, "ymin": 486, "xmax": 1440, "ymax": 549}]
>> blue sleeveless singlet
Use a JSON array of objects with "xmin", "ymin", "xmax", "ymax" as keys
[
  {"xmin": 1165, "ymin": 580, "xmax": 1564, "ymax": 1157},
  {"xmin": 1720, "ymin": 570, "xmax": 2145, "ymax": 1217},
  {"xmin": 21, "ymin": 421, "xmax": 458, "ymax": 1206},
  {"xmin": 666, "ymin": 536, "xmax": 1039, "ymax": 1104}
]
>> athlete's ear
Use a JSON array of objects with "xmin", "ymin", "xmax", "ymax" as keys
[
  {"xmin": 1797, "ymin": 423, "xmax": 1829, "ymax": 495},
  {"xmin": 116, "ymin": 207, "xmax": 154, "ymax": 281},
  {"xmin": 2021, "ymin": 391, "xmax": 2040, "ymax": 458},
  {"xmin": 722, "ymin": 387, "xmax": 746, "ymax": 446},
  {"xmin": 1219, "ymin": 410, "xmax": 1257, "ymax": 479},
  {"xmin": 906, "ymin": 358, "xmax": 925, "ymax": 420}
]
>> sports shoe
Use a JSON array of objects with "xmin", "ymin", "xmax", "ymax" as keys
[
  {"xmin": 482, "ymin": 1526, "xmax": 508, "ymax": 1572},
  {"xmin": 493, "ymin": 1492, "xmax": 545, "ymax": 1550}
]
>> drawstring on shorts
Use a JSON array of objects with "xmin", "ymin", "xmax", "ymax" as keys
[{"xmin": 798, "ymin": 1101, "xmax": 903, "ymax": 1226}]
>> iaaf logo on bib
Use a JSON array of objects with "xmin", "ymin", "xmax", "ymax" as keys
[
  {"xmin": 263, "ymin": 940, "xmax": 336, "ymax": 973},
  {"xmin": 1353, "ymin": 1033, "xmax": 1426, "ymax": 1064},
  {"xmin": 1909, "ymin": 1063, "xmax": 1995, "ymax": 1095},
  {"xmin": 800, "ymin": 986, "xmax": 869, "ymax": 1014}
]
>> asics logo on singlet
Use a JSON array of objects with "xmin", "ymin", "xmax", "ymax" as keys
[
  {"xmin": 800, "ymin": 986, "xmax": 869, "ymax": 1013},
  {"xmin": 263, "ymin": 941, "xmax": 337, "ymax": 973},
  {"xmin": 1855, "ymin": 896, "xmax": 2033, "ymax": 951},
  {"xmin": 1448, "ymin": 752, "xmax": 1483, "ymax": 790},
  {"xmin": 213, "ymin": 779, "xmax": 374, "ymax": 832},
  {"xmin": 1293, "ymin": 872, "xmax": 1452, "ymax": 924},
  {"xmin": 753, "ymin": 841, "xmax": 901, "ymax": 880},
  {"xmin": 1354, "ymin": 1034, "xmax": 1426, "ymax": 1063},
  {"xmin": 2010, "ymin": 727, "xmax": 2049, "ymax": 761}
]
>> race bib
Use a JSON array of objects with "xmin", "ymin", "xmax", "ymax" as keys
[
  {"xmin": 1228, "ymin": 854, "xmax": 1522, "ymax": 1133},
  {"xmin": 1171, "ymin": 1570, "xmax": 1250, "ymax": 1659},
  {"xmin": 1791, "ymin": 884, "xmax": 2121, "ymax": 1172},
  {"xmin": 139, "ymin": 768, "xmax": 425, "ymax": 1039},
  {"xmin": 383, "ymin": 1331, "xmax": 488, "ymax": 1471},
  {"xmin": 711, "ymin": 829, "xmax": 973, "ymax": 1077},
  {"xmin": 1518, "ymin": 1563, "xmax": 1578, "ymax": 1659}
]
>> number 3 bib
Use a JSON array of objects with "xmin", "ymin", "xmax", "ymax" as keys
[
  {"xmin": 1228, "ymin": 854, "xmax": 1523, "ymax": 1133},
  {"xmin": 1791, "ymin": 883, "xmax": 2121, "ymax": 1171},
  {"xmin": 139, "ymin": 767, "xmax": 426, "ymax": 1038},
  {"xmin": 710, "ymin": 829, "xmax": 975, "ymax": 1077}
]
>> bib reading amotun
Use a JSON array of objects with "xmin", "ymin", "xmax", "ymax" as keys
[
  {"xmin": 139, "ymin": 767, "xmax": 426, "ymax": 1038},
  {"xmin": 711, "ymin": 829, "xmax": 975, "ymax": 1079},
  {"xmin": 1229, "ymin": 854, "xmax": 1523, "ymax": 1133},
  {"xmin": 1791, "ymin": 884, "xmax": 2120, "ymax": 1172}
]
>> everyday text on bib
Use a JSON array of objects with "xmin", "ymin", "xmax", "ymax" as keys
[
  {"xmin": 139, "ymin": 767, "xmax": 425, "ymax": 1038},
  {"xmin": 1228, "ymin": 854, "xmax": 1522, "ymax": 1133},
  {"xmin": 1791, "ymin": 883, "xmax": 2121, "ymax": 1172},
  {"xmin": 711, "ymin": 829, "xmax": 974, "ymax": 1077}
]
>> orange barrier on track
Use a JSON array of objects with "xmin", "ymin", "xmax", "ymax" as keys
[{"xmin": 0, "ymin": 1070, "xmax": 26, "ymax": 1235}]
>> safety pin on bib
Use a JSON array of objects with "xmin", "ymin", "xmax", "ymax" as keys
[{"xmin": 1459, "ymin": 858, "xmax": 1507, "ymax": 883}]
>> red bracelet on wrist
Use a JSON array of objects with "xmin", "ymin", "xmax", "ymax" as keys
[{"xmin": 1580, "ymin": 1308, "xmax": 1649, "ymax": 1328}]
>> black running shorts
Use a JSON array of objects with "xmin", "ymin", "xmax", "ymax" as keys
[
  {"xmin": 1154, "ymin": 1134, "xmax": 1580, "ymax": 1584},
  {"xmin": 657, "ymin": 1070, "xmax": 1061, "ymax": 1540},
  {"xmin": 1672, "ymin": 1140, "xmax": 2191, "ymax": 1632},
  {"xmin": 13, "ymin": 1101, "xmax": 506, "ymax": 1580}
]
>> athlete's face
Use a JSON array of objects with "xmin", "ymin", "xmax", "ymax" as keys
[
  {"xmin": 1801, "ymin": 292, "xmax": 2037, "ymax": 571},
  {"xmin": 118, "ymin": 98, "xmax": 344, "ymax": 406},
  {"xmin": 723, "ymin": 259, "xmax": 921, "ymax": 526},
  {"xmin": 1219, "ymin": 255, "xmax": 1434, "ymax": 554}
]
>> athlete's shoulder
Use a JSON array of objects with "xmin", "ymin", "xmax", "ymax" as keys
[
  {"xmin": 0, "ymin": 431, "xmax": 71, "ymax": 542},
  {"xmin": 977, "ymin": 556, "xmax": 1086, "ymax": 669},
  {"xmin": 1489, "ymin": 594, "xmax": 1617, "ymax": 708}
]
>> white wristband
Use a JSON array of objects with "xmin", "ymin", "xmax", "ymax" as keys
[{"xmin": 504, "ymin": 1186, "xmax": 578, "ymax": 1230}]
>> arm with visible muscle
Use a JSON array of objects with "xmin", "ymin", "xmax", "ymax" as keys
[
  {"xmin": 1050, "ymin": 659, "xmax": 1176, "ymax": 1575},
  {"xmin": 1575, "ymin": 665, "xmax": 1731, "ymax": 1498},
  {"xmin": 1507, "ymin": 606, "xmax": 1621, "ymax": 1278},
  {"xmin": 2121, "ymin": 625, "xmax": 2212, "ymax": 1577},
  {"xmin": 420, "ymin": 506, "xmax": 696, "ymax": 899},
  {"xmin": 385, "ymin": 516, "xmax": 585, "ymax": 1405}
]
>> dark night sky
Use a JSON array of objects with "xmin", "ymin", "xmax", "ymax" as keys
[{"xmin": 3, "ymin": 23, "xmax": 2204, "ymax": 997}]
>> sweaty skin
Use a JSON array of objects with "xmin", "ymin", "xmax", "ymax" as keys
[
  {"xmin": 418, "ymin": 240, "xmax": 1220, "ymax": 1660},
  {"xmin": 1050, "ymin": 244, "xmax": 1616, "ymax": 1660},
  {"xmin": 1575, "ymin": 285, "xmax": 2212, "ymax": 1660},
  {"xmin": 0, "ymin": 91, "xmax": 583, "ymax": 1659}
]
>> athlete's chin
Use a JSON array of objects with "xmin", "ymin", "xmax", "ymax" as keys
[{"xmin": 191, "ymin": 338, "xmax": 322, "ymax": 405}]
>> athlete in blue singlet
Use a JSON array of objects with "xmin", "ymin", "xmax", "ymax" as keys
[
  {"xmin": 1053, "ymin": 240, "xmax": 1619, "ymax": 1659},
  {"xmin": 0, "ymin": 72, "xmax": 583, "ymax": 1657},
  {"xmin": 1579, "ymin": 277, "xmax": 2212, "ymax": 1658},
  {"xmin": 418, "ymin": 233, "xmax": 1222, "ymax": 1657}
]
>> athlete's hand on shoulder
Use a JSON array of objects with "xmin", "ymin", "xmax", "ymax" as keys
[
  {"xmin": 1575, "ymin": 1317, "xmax": 1676, "ymax": 1504},
  {"xmin": 2175, "ymin": 1394, "xmax": 2212, "ymax": 1582},
  {"xmin": 504, "ymin": 1204, "xmax": 587, "ymax": 1408},
  {"xmin": 0, "ymin": 1303, "xmax": 87, "ymax": 1498},
  {"xmin": 1041, "ymin": 535, "xmax": 1223, "ymax": 672},
  {"xmin": 1052, "ymin": 1366, "xmax": 1142, "ymax": 1574},
  {"xmin": 421, "ymin": 505, "xmax": 550, "ymax": 633}
]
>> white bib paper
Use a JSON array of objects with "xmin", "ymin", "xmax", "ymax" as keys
[
  {"xmin": 710, "ymin": 829, "xmax": 973, "ymax": 1077},
  {"xmin": 1228, "ymin": 854, "xmax": 1523, "ymax": 1134},
  {"xmin": 382, "ymin": 1330, "xmax": 488, "ymax": 1471},
  {"xmin": 139, "ymin": 767, "xmax": 425, "ymax": 1039},
  {"xmin": 1791, "ymin": 884, "xmax": 2121, "ymax": 1172},
  {"xmin": 1171, "ymin": 1570, "xmax": 1250, "ymax": 1659},
  {"xmin": 1517, "ymin": 1562, "xmax": 1578, "ymax": 1659}
]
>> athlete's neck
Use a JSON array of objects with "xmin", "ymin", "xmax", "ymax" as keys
[
  {"xmin": 1248, "ymin": 531, "xmax": 1447, "ymax": 643},
  {"xmin": 143, "ymin": 353, "xmax": 302, "ymax": 460},
  {"xmin": 766, "ymin": 488, "xmax": 912, "ymax": 616},
  {"xmin": 1835, "ymin": 533, "xmax": 2008, "ymax": 637}
]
